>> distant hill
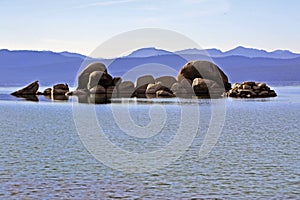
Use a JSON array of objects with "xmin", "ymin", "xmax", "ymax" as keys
[
  {"xmin": 176, "ymin": 46, "xmax": 300, "ymax": 59},
  {"xmin": 0, "ymin": 49, "xmax": 86, "ymax": 86},
  {"xmin": 0, "ymin": 47, "xmax": 299, "ymax": 86},
  {"xmin": 126, "ymin": 47, "xmax": 173, "ymax": 57}
]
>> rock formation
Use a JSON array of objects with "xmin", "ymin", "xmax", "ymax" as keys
[
  {"xmin": 175, "ymin": 61, "xmax": 231, "ymax": 98},
  {"xmin": 133, "ymin": 75, "xmax": 155, "ymax": 98},
  {"xmin": 177, "ymin": 60, "xmax": 231, "ymax": 91},
  {"xmin": 227, "ymin": 81, "xmax": 277, "ymax": 98},
  {"xmin": 192, "ymin": 78, "xmax": 225, "ymax": 98},
  {"xmin": 52, "ymin": 83, "xmax": 69, "ymax": 95},
  {"xmin": 155, "ymin": 76, "xmax": 177, "ymax": 89},
  {"xmin": 77, "ymin": 62, "xmax": 107, "ymax": 90},
  {"xmin": 11, "ymin": 60, "xmax": 278, "ymax": 102},
  {"xmin": 118, "ymin": 81, "xmax": 135, "ymax": 98},
  {"xmin": 146, "ymin": 82, "xmax": 175, "ymax": 98},
  {"xmin": 11, "ymin": 81, "xmax": 39, "ymax": 95}
]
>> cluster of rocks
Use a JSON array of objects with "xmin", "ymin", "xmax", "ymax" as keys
[
  {"xmin": 10, "ymin": 80, "xmax": 70, "ymax": 101},
  {"xmin": 65, "ymin": 62, "xmax": 179, "ymax": 98},
  {"xmin": 10, "ymin": 60, "xmax": 278, "ymax": 101},
  {"xmin": 67, "ymin": 60, "xmax": 232, "ymax": 99},
  {"xmin": 227, "ymin": 81, "xmax": 277, "ymax": 98}
]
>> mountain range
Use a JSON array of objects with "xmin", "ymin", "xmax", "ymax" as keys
[
  {"xmin": 0, "ymin": 46, "xmax": 299, "ymax": 86},
  {"xmin": 128, "ymin": 46, "xmax": 300, "ymax": 59}
]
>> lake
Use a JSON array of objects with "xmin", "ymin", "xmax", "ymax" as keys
[{"xmin": 0, "ymin": 85, "xmax": 299, "ymax": 199}]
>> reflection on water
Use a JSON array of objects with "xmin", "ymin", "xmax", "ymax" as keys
[
  {"xmin": 0, "ymin": 86, "xmax": 299, "ymax": 199},
  {"xmin": 11, "ymin": 94, "xmax": 39, "ymax": 102},
  {"xmin": 76, "ymin": 94, "xmax": 111, "ymax": 104}
]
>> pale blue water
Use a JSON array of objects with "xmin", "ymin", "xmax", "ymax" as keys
[{"xmin": 0, "ymin": 86, "xmax": 299, "ymax": 199}]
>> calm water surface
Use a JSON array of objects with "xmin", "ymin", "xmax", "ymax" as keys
[{"xmin": 0, "ymin": 86, "xmax": 299, "ymax": 199}]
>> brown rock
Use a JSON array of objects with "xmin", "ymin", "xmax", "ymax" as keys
[
  {"xmin": 133, "ymin": 75, "xmax": 155, "ymax": 97},
  {"xmin": 77, "ymin": 62, "xmax": 107, "ymax": 89},
  {"xmin": 257, "ymin": 82, "xmax": 266, "ymax": 88},
  {"xmin": 112, "ymin": 77, "xmax": 122, "ymax": 86},
  {"xmin": 177, "ymin": 60, "xmax": 231, "ymax": 91},
  {"xmin": 258, "ymin": 91, "xmax": 269, "ymax": 97},
  {"xmin": 180, "ymin": 79, "xmax": 194, "ymax": 95},
  {"xmin": 155, "ymin": 76, "xmax": 177, "ymax": 89},
  {"xmin": 156, "ymin": 90, "xmax": 176, "ymax": 98},
  {"xmin": 106, "ymin": 86, "xmax": 118, "ymax": 98},
  {"xmin": 243, "ymin": 81, "xmax": 256, "ymax": 86},
  {"xmin": 52, "ymin": 83, "xmax": 69, "ymax": 95},
  {"xmin": 242, "ymin": 84, "xmax": 251, "ymax": 90},
  {"xmin": 192, "ymin": 78, "xmax": 224, "ymax": 97},
  {"xmin": 11, "ymin": 81, "xmax": 39, "ymax": 95},
  {"xmin": 43, "ymin": 88, "xmax": 52, "ymax": 96},
  {"xmin": 89, "ymin": 85, "xmax": 106, "ymax": 94},
  {"xmin": 146, "ymin": 83, "xmax": 172, "ymax": 95},
  {"xmin": 118, "ymin": 81, "xmax": 135, "ymax": 98},
  {"xmin": 70, "ymin": 89, "xmax": 89, "ymax": 96},
  {"xmin": 171, "ymin": 82, "xmax": 188, "ymax": 97},
  {"xmin": 136, "ymin": 75, "xmax": 155, "ymax": 89},
  {"xmin": 88, "ymin": 71, "xmax": 113, "ymax": 89},
  {"xmin": 268, "ymin": 90, "xmax": 277, "ymax": 97}
]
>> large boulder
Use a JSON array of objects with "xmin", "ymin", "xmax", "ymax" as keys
[
  {"xmin": 77, "ymin": 63, "xmax": 107, "ymax": 90},
  {"xmin": 118, "ymin": 81, "xmax": 135, "ymax": 98},
  {"xmin": 87, "ymin": 71, "xmax": 113, "ymax": 89},
  {"xmin": 11, "ymin": 81, "xmax": 39, "ymax": 95},
  {"xmin": 136, "ymin": 75, "xmax": 155, "ymax": 89},
  {"xmin": 155, "ymin": 76, "xmax": 177, "ymax": 89},
  {"xmin": 177, "ymin": 61, "xmax": 231, "ymax": 91},
  {"xmin": 134, "ymin": 75, "xmax": 155, "ymax": 97},
  {"xmin": 170, "ymin": 82, "xmax": 188, "ymax": 97}
]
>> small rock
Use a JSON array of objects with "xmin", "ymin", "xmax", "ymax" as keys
[
  {"xmin": 242, "ymin": 84, "xmax": 251, "ymax": 90},
  {"xmin": 53, "ymin": 83, "xmax": 69, "ymax": 95},
  {"xmin": 43, "ymin": 88, "xmax": 52, "ymax": 96}
]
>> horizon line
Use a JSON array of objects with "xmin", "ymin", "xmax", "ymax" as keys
[{"xmin": 1, "ymin": 45, "xmax": 300, "ymax": 56}]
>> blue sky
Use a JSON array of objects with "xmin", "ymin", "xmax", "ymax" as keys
[{"xmin": 0, "ymin": 0, "xmax": 299, "ymax": 55}]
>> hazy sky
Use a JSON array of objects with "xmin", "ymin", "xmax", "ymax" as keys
[{"xmin": 0, "ymin": 0, "xmax": 299, "ymax": 55}]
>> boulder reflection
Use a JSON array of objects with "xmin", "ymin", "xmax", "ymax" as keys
[
  {"xmin": 12, "ymin": 94, "xmax": 39, "ymax": 102},
  {"xmin": 76, "ymin": 94, "xmax": 111, "ymax": 104}
]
